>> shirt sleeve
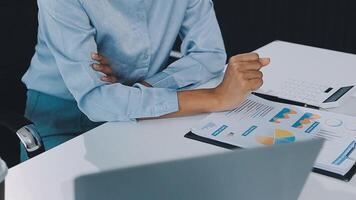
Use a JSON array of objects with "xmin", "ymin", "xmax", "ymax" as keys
[
  {"xmin": 37, "ymin": 0, "xmax": 178, "ymax": 122},
  {"xmin": 145, "ymin": 0, "xmax": 227, "ymax": 89}
]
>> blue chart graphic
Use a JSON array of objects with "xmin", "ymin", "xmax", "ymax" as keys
[
  {"xmin": 212, "ymin": 125, "xmax": 228, "ymax": 136},
  {"xmin": 242, "ymin": 126, "xmax": 258, "ymax": 136},
  {"xmin": 305, "ymin": 122, "xmax": 320, "ymax": 133},
  {"xmin": 269, "ymin": 108, "xmax": 297, "ymax": 123},
  {"xmin": 292, "ymin": 113, "xmax": 321, "ymax": 129},
  {"xmin": 332, "ymin": 141, "xmax": 356, "ymax": 165}
]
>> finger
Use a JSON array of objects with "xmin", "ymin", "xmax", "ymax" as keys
[
  {"xmin": 110, "ymin": 75, "xmax": 118, "ymax": 83},
  {"xmin": 91, "ymin": 53, "xmax": 102, "ymax": 61},
  {"xmin": 248, "ymin": 78, "xmax": 264, "ymax": 91},
  {"xmin": 241, "ymin": 71, "xmax": 263, "ymax": 80},
  {"xmin": 233, "ymin": 60, "xmax": 263, "ymax": 71},
  {"xmin": 92, "ymin": 64, "xmax": 113, "ymax": 75},
  {"xmin": 101, "ymin": 76, "xmax": 118, "ymax": 83},
  {"xmin": 91, "ymin": 53, "xmax": 110, "ymax": 65},
  {"xmin": 100, "ymin": 56, "xmax": 110, "ymax": 65},
  {"xmin": 259, "ymin": 58, "xmax": 270, "ymax": 66},
  {"xmin": 230, "ymin": 52, "xmax": 260, "ymax": 63},
  {"xmin": 238, "ymin": 58, "xmax": 270, "ymax": 71}
]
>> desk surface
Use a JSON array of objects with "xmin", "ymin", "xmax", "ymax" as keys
[{"xmin": 6, "ymin": 42, "xmax": 356, "ymax": 200}]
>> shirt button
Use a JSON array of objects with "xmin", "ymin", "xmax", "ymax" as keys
[
  {"xmin": 144, "ymin": 54, "xmax": 149, "ymax": 59},
  {"xmin": 137, "ymin": 13, "xmax": 145, "ymax": 21}
]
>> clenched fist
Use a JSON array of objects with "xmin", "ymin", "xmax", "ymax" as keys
[{"xmin": 212, "ymin": 53, "xmax": 270, "ymax": 110}]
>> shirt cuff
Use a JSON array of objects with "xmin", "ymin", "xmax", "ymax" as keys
[
  {"xmin": 145, "ymin": 72, "xmax": 179, "ymax": 89},
  {"xmin": 127, "ymin": 83, "xmax": 179, "ymax": 118}
]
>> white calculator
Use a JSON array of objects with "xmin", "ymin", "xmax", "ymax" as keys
[{"xmin": 261, "ymin": 79, "xmax": 355, "ymax": 109}]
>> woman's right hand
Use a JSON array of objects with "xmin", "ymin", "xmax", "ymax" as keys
[
  {"xmin": 91, "ymin": 53, "xmax": 152, "ymax": 87},
  {"xmin": 212, "ymin": 53, "xmax": 270, "ymax": 111},
  {"xmin": 91, "ymin": 53, "xmax": 119, "ymax": 83}
]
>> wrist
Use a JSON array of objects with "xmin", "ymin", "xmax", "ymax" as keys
[
  {"xmin": 205, "ymin": 88, "xmax": 225, "ymax": 112},
  {"xmin": 140, "ymin": 81, "xmax": 153, "ymax": 87}
]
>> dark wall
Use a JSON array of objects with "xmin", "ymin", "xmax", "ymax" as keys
[
  {"xmin": 0, "ymin": 1, "xmax": 37, "ymax": 113},
  {"xmin": 213, "ymin": 0, "xmax": 356, "ymax": 57},
  {"xmin": 0, "ymin": 1, "xmax": 38, "ymax": 167}
]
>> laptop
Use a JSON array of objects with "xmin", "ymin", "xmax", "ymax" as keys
[{"xmin": 75, "ymin": 139, "xmax": 323, "ymax": 200}]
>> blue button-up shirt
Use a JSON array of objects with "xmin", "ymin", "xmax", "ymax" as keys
[{"xmin": 22, "ymin": 0, "xmax": 226, "ymax": 122}]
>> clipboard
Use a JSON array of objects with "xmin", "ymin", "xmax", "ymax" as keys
[{"xmin": 185, "ymin": 131, "xmax": 356, "ymax": 182}]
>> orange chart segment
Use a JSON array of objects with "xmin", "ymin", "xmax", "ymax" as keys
[
  {"xmin": 255, "ymin": 129, "xmax": 296, "ymax": 146},
  {"xmin": 275, "ymin": 129, "xmax": 293, "ymax": 138},
  {"xmin": 256, "ymin": 136, "xmax": 274, "ymax": 145}
]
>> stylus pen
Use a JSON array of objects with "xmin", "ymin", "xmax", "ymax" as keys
[{"xmin": 252, "ymin": 92, "xmax": 320, "ymax": 110}]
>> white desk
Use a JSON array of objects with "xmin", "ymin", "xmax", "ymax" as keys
[{"xmin": 6, "ymin": 43, "xmax": 356, "ymax": 200}]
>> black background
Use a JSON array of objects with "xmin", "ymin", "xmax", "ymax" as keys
[
  {"xmin": 214, "ymin": 0, "xmax": 356, "ymax": 57},
  {"xmin": 1, "ymin": 0, "xmax": 356, "ymax": 167}
]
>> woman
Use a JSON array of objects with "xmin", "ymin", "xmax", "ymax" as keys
[{"xmin": 21, "ymin": 0, "xmax": 269, "ymax": 161}]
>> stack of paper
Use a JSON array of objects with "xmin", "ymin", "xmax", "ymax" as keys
[{"xmin": 189, "ymin": 95, "xmax": 356, "ymax": 180}]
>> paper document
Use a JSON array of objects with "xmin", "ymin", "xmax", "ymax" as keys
[{"xmin": 191, "ymin": 95, "xmax": 356, "ymax": 176}]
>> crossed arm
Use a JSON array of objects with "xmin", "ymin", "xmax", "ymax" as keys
[{"xmin": 91, "ymin": 52, "xmax": 270, "ymax": 119}]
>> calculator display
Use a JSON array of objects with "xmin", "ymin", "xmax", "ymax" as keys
[{"xmin": 323, "ymin": 86, "xmax": 354, "ymax": 103}]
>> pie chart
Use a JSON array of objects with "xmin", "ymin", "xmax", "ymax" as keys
[
  {"xmin": 325, "ymin": 119, "xmax": 343, "ymax": 127},
  {"xmin": 255, "ymin": 129, "xmax": 296, "ymax": 146}
]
